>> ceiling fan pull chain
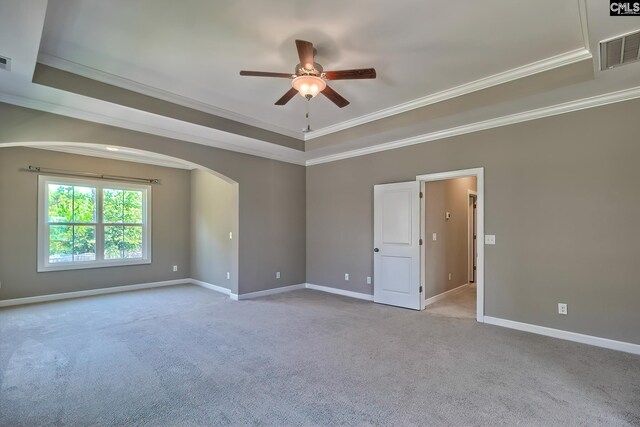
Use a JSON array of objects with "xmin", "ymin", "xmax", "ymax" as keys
[{"xmin": 304, "ymin": 99, "xmax": 311, "ymax": 133}]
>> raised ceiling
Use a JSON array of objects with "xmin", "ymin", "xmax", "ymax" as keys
[
  {"xmin": 1, "ymin": 0, "xmax": 640, "ymax": 165},
  {"xmin": 38, "ymin": 0, "xmax": 585, "ymax": 134}
]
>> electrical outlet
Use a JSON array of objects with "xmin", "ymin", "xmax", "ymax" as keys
[
  {"xmin": 172, "ymin": 265, "xmax": 178, "ymax": 272},
  {"xmin": 432, "ymin": 233, "xmax": 437, "ymax": 241},
  {"xmin": 226, "ymin": 272, "xmax": 230, "ymax": 280},
  {"xmin": 558, "ymin": 303, "xmax": 568, "ymax": 315},
  {"xmin": 366, "ymin": 276, "xmax": 372, "ymax": 285},
  {"xmin": 344, "ymin": 273, "xmax": 349, "ymax": 281},
  {"xmin": 485, "ymin": 235, "xmax": 496, "ymax": 245},
  {"xmin": 448, "ymin": 273, "xmax": 452, "ymax": 281},
  {"xmin": 276, "ymin": 271, "xmax": 281, "ymax": 279}
]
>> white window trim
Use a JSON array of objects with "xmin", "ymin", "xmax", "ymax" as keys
[{"xmin": 37, "ymin": 175, "xmax": 152, "ymax": 272}]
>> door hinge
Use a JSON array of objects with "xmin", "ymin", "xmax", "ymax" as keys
[
  {"xmin": 419, "ymin": 191, "xmax": 423, "ymax": 198},
  {"xmin": 419, "ymin": 286, "xmax": 423, "ymax": 293},
  {"xmin": 419, "ymin": 238, "xmax": 423, "ymax": 245}
]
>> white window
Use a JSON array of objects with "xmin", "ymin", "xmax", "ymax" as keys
[{"xmin": 38, "ymin": 175, "xmax": 151, "ymax": 271}]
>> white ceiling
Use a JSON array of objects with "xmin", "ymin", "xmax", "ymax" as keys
[
  {"xmin": 38, "ymin": 0, "xmax": 586, "ymax": 134},
  {"xmin": 1, "ymin": 0, "xmax": 640, "ymax": 166}
]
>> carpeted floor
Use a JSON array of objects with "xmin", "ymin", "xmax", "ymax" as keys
[
  {"xmin": 1, "ymin": 285, "xmax": 639, "ymax": 426},
  {"xmin": 425, "ymin": 285, "xmax": 477, "ymax": 319}
]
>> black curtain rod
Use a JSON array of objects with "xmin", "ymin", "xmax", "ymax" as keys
[{"xmin": 26, "ymin": 165, "xmax": 160, "ymax": 184}]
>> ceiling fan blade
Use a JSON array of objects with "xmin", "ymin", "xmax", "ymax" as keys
[
  {"xmin": 275, "ymin": 88, "xmax": 299, "ymax": 105},
  {"xmin": 295, "ymin": 39, "xmax": 315, "ymax": 71},
  {"xmin": 321, "ymin": 85, "xmax": 350, "ymax": 108},
  {"xmin": 324, "ymin": 68, "xmax": 377, "ymax": 80},
  {"xmin": 240, "ymin": 70, "xmax": 292, "ymax": 78}
]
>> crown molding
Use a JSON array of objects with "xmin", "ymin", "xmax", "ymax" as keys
[
  {"xmin": 303, "ymin": 48, "xmax": 593, "ymax": 140},
  {"xmin": 0, "ymin": 92, "xmax": 308, "ymax": 166},
  {"xmin": 5, "ymin": 86, "xmax": 640, "ymax": 168},
  {"xmin": 305, "ymin": 86, "xmax": 640, "ymax": 166},
  {"xmin": 37, "ymin": 53, "xmax": 305, "ymax": 141},
  {"xmin": 577, "ymin": 0, "xmax": 591, "ymax": 52}
]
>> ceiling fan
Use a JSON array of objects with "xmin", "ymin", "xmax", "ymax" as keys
[{"xmin": 239, "ymin": 39, "xmax": 376, "ymax": 108}]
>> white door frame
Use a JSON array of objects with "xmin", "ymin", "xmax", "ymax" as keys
[{"xmin": 417, "ymin": 168, "xmax": 485, "ymax": 322}]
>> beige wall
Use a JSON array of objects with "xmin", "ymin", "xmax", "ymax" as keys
[
  {"xmin": 190, "ymin": 169, "xmax": 237, "ymax": 292},
  {"xmin": 307, "ymin": 98, "xmax": 640, "ymax": 345},
  {"xmin": 0, "ymin": 147, "xmax": 191, "ymax": 300},
  {"xmin": 425, "ymin": 177, "xmax": 476, "ymax": 298},
  {"xmin": 0, "ymin": 103, "xmax": 306, "ymax": 295}
]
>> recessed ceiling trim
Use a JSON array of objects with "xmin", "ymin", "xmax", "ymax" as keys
[
  {"xmin": 303, "ymin": 48, "xmax": 592, "ymax": 140},
  {"xmin": 36, "ymin": 53, "xmax": 305, "ymax": 141},
  {"xmin": 577, "ymin": 0, "xmax": 591, "ymax": 52},
  {"xmin": 0, "ymin": 92, "xmax": 308, "ymax": 166},
  {"xmin": 5, "ymin": 86, "xmax": 640, "ymax": 168},
  {"xmin": 305, "ymin": 86, "xmax": 640, "ymax": 166}
]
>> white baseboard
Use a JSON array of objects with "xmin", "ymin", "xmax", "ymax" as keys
[
  {"xmin": 0, "ymin": 279, "xmax": 189, "ymax": 308},
  {"xmin": 231, "ymin": 283, "xmax": 374, "ymax": 302},
  {"xmin": 305, "ymin": 283, "xmax": 374, "ymax": 301},
  {"xmin": 484, "ymin": 316, "xmax": 640, "ymax": 356},
  {"xmin": 424, "ymin": 283, "xmax": 469, "ymax": 306},
  {"xmin": 189, "ymin": 279, "xmax": 231, "ymax": 295},
  {"xmin": 234, "ymin": 283, "xmax": 306, "ymax": 300}
]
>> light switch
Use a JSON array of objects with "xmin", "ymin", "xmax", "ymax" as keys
[{"xmin": 485, "ymin": 235, "xmax": 496, "ymax": 245}]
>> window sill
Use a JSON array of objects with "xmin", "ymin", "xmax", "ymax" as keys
[{"xmin": 37, "ymin": 258, "xmax": 151, "ymax": 273}]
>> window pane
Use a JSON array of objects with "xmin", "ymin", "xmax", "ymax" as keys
[
  {"xmin": 123, "ymin": 226, "xmax": 143, "ymax": 259},
  {"xmin": 49, "ymin": 225, "xmax": 73, "ymax": 263},
  {"xmin": 104, "ymin": 189, "xmax": 124, "ymax": 223},
  {"xmin": 123, "ymin": 190, "xmax": 143, "ymax": 223},
  {"xmin": 73, "ymin": 186, "xmax": 96, "ymax": 223},
  {"xmin": 48, "ymin": 185, "xmax": 73, "ymax": 223},
  {"xmin": 104, "ymin": 225, "xmax": 124, "ymax": 259},
  {"xmin": 73, "ymin": 225, "xmax": 96, "ymax": 261}
]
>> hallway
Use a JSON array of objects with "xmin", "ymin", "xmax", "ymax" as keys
[{"xmin": 426, "ymin": 285, "xmax": 476, "ymax": 319}]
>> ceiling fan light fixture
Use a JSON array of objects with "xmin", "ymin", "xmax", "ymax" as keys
[{"xmin": 292, "ymin": 75, "xmax": 326, "ymax": 99}]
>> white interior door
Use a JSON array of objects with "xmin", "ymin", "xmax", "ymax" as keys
[{"xmin": 373, "ymin": 181, "xmax": 421, "ymax": 310}]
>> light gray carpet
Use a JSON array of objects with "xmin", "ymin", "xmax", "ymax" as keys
[{"xmin": 1, "ymin": 285, "xmax": 639, "ymax": 426}]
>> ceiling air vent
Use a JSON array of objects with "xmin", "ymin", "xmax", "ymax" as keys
[
  {"xmin": 600, "ymin": 29, "xmax": 640, "ymax": 70},
  {"xmin": 0, "ymin": 55, "xmax": 10, "ymax": 72}
]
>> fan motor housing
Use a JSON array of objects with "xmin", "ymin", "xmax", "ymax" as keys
[{"xmin": 294, "ymin": 62, "xmax": 324, "ymax": 75}]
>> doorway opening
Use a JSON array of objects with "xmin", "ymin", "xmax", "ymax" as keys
[{"xmin": 418, "ymin": 168, "xmax": 484, "ymax": 322}]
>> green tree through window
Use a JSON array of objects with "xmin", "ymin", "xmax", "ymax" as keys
[
  {"xmin": 47, "ymin": 184, "xmax": 96, "ymax": 263},
  {"xmin": 41, "ymin": 177, "xmax": 150, "ymax": 271},
  {"xmin": 103, "ymin": 189, "xmax": 144, "ymax": 259}
]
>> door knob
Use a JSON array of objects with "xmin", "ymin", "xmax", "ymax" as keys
[{"xmin": 374, "ymin": 248, "xmax": 379, "ymax": 252}]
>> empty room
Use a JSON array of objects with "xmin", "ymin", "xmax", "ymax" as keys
[{"xmin": 1, "ymin": 1, "xmax": 639, "ymax": 426}]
